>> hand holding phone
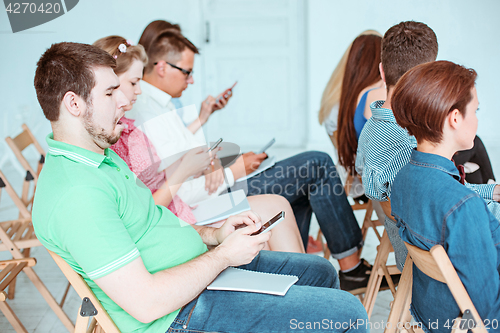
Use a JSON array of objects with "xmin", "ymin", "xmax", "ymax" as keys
[
  {"xmin": 251, "ymin": 211, "xmax": 285, "ymax": 236},
  {"xmin": 257, "ymin": 138, "xmax": 275, "ymax": 154},
  {"xmin": 208, "ymin": 138, "xmax": 223, "ymax": 152},
  {"xmin": 217, "ymin": 81, "xmax": 238, "ymax": 104}
]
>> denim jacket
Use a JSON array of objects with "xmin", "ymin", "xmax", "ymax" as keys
[{"xmin": 391, "ymin": 149, "xmax": 500, "ymax": 333}]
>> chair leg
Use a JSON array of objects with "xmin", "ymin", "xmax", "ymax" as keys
[
  {"xmin": 22, "ymin": 267, "xmax": 74, "ymax": 331},
  {"xmin": 7, "ymin": 248, "xmax": 31, "ymax": 300},
  {"xmin": 75, "ymin": 306, "xmax": 90, "ymax": 333},
  {"xmin": 60, "ymin": 282, "xmax": 72, "ymax": 307},
  {"xmin": 364, "ymin": 231, "xmax": 393, "ymax": 318},
  {"xmin": 0, "ymin": 301, "xmax": 29, "ymax": 333},
  {"xmin": 385, "ymin": 255, "xmax": 413, "ymax": 333}
]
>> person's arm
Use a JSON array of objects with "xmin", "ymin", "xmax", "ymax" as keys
[
  {"xmin": 188, "ymin": 94, "xmax": 230, "ymax": 134},
  {"xmin": 229, "ymin": 152, "xmax": 268, "ymax": 180},
  {"xmin": 94, "ymin": 220, "xmax": 270, "ymax": 323},
  {"xmin": 444, "ymin": 197, "xmax": 500, "ymax": 322},
  {"xmin": 152, "ymin": 147, "xmax": 213, "ymax": 207},
  {"xmin": 464, "ymin": 183, "xmax": 497, "ymax": 201}
]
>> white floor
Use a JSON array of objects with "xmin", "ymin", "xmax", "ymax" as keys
[{"xmin": 1, "ymin": 144, "xmax": 498, "ymax": 332}]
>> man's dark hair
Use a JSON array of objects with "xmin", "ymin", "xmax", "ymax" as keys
[
  {"xmin": 144, "ymin": 30, "xmax": 199, "ymax": 74},
  {"xmin": 381, "ymin": 21, "xmax": 438, "ymax": 88},
  {"xmin": 34, "ymin": 42, "xmax": 116, "ymax": 121}
]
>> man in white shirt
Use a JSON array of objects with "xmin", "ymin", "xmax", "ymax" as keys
[{"xmin": 128, "ymin": 29, "xmax": 376, "ymax": 292}]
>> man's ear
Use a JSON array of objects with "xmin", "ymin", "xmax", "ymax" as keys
[
  {"xmin": 447, "ymin": 109, "xmax": 463, "ymax": 130},
  {"xmin": 155, "ymin": 60, "xmax": 166, "ymax": 78},
  {"xmin": 379, "ymin": 62, "xmax": 386, "ymax": 84},
  {"xmin": 62, "ymin": 91, "xmax": 84, "ymax": 117}
]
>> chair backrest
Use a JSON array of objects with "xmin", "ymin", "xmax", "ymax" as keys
[
  {"xmin": 47, "ymin": 250, "xmax": 120, "ymax": 333},
  {"xmin": 0, "ymin": 169, "xmax": 31, "ymax": 219},
  {"xmin": 405, "ymin": 242, "xmax": 487, "ymax": 333},
  {"xmin": 5, "ymin": 124, "xmax": 46, "ymax": 211},
  {"xmin": 379, "ymin": 200, "xmax": 396, "ymax": 222},
  {"xmin": 5, "ymin": 124, "xmax": 46, "ymax": 183}
]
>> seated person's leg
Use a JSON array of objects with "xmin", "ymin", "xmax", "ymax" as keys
[
  {"xmin": 247, "ymin": 194, "xmax": 305, "ymax": 253},
  {"xmin": 171, "ymin": 251, "xmax": 368, "ymax": 333},
  {"xmin": 245, "ymin": 151, "xmax": 363, "ymax": 262}
]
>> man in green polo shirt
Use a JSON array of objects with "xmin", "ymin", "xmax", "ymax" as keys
[{"xmin": 32, "ymin": 42, "xmax": 368, "ymax": 333}]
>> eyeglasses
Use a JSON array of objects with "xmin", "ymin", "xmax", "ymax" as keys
[{"xmin": 153, "ymin": 61, "xmax": 193, "ymax": 79}]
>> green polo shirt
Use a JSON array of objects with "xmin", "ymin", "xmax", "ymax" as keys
[{"xmin": 32, "ymin": 134, "xmax": 207, "ymax": 333}]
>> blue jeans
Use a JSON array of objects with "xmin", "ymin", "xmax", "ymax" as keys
[
  {"xmin": 167, "ymin": 251, "xmax": 369, "ymax": 333},
  {"xmin": 232, "ymin": 151, "xmax": 363, "ymax": 259}
]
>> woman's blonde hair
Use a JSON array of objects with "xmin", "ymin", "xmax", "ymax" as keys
[
  {"xmin": 318, "ymin": 30, "xmax": 382, "ymax": 124},
  {"xmin": 93, "ymin": 36, "xmax": 148, "ymax": 76}
]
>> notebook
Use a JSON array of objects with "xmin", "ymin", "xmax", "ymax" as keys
[
  {"xmin": 236, "ymin": 156, "xmax": 276, "ymax": 183},
  {"xmin": 207, "ymin": 267, "xmax": 298, "ymax": 296},
  {"xmin": 192, "ymin": 190, "xmax": 251, "ymax": 226}
]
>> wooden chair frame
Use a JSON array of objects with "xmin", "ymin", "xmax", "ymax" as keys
[
  {"xmin": 0, "ymin": 170, "xmax": 74, "ymax": 331},
  {"xmin": 48, "ymin": 250, "xmax": 121, "ymax": 333},
  {"xmin": 385, "ymin": 243, "xmax": 487, "ymax": 333},
  {"xmin": 363, "ymin": 200, "xmax": 400, "ymax": 317},
  {"xmin": 0, "ymin": 257, "xmax": 37, "ymax": 333},
  {"xmin": 5, "ymin": 124, "xmax": 46, "ymax": 212}
]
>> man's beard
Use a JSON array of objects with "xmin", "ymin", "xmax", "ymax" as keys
[{"xmin": 83, "ymin": 104, "xmax": 122, "ymax": 149}]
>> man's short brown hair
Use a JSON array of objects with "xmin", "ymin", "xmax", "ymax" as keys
[
  {"xmin": 144, "ymin": 30, "xmax": 199, "ymax": 74},
  {"xmin": 382, "ymin": 21, "xmax": 438, "ymax": 88},
  {"xmin": 392, "ymin": 60, "xmax": 477, "ymax": 144},
  {"xmin": 34, "ymin": 42, "xmax": 116, "ymax": 121}
]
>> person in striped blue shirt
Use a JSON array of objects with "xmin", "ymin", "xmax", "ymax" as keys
[{"xmin": 355, "ymin": 21, "xmax": 500, "ymax": 271}]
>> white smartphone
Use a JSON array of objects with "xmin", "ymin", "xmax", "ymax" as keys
[
  {"xmin": 251, "ymin": 211, "xmax": 285, "ymax": 235},
  {"xmin": 257, "ymin": 138, "xmax": 275, "ymax": 154},
  {"xmin": 208, "ymin": 138, "xmax": 223, "ymax": 152}
]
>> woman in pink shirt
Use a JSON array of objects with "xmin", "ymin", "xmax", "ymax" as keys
[{"xmin": 95, "ymin": 36, "xmax": 304, "ymax": 253}]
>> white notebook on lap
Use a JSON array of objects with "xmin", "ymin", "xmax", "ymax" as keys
[{"xmin": 207, "ymin": 267, "xmax": 298, "ymax": 296}]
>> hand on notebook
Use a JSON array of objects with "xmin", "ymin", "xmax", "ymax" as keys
[{"xmin": 242, "ymin": 152, "xmax": 268, "ymax": 175}]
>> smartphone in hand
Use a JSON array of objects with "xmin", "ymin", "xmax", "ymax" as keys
[
  {"xmin": 251, "ymin": 211, "xmax": 285, "ymax": 235},
  {"xmin": 257, "ymin": 138, "xmax": 275, "ymax": 154},
  {"xmin": 208, "ymin": 138, "xmax": 223, "ymax": 152},
  {"xmin": 217, "ymin": 81, "xmax": 238, "ymax": 103}
]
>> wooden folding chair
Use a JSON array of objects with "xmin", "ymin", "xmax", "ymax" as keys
[
  {"xmin": 363, "ymin": 200, "xmax": 400, "ymax": 317},
  {"xmin": 385, "ymin": 243, "xmax": 487, "ymax": 333},
  {"xmin": 0, "ymin": 170, "xmax": 74, "ymax": 331},
  {"xmin": 48, "ymin": 250, "xmax": 121, "ymax": 333},
  {"xmin": 5, "ymin": 124, "xmax": 46, "ymax": 213},
  {"xmin": 0, "ymin": 257, "xmax": 37, "ymax": 333}
]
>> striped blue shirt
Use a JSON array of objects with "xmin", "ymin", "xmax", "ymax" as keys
[{"xmin": 355, "ymin": 100, "xmax": 496, "ymax": 202}]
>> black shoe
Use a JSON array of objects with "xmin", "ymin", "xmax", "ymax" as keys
[
  {"xmin": 339, "ymin": 259, "xmax": 372, "ymax": 294},
  {"xmin": 339, "ymin": 259, "xmax": 402, "ymax": 294},
  {"xmin": 352, "ymin": 193, "xmax": 370, "ymax": 204}
]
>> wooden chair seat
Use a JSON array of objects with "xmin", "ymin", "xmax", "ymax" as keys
[
  {"xmin": 0, "ymin": 258, "xmax": 37, "ymax": 333},
  {"xmin": 0, "ymin": 219, "xmax": 40, "ymax": 252},
  {"xmin": 385, "ymin": 242, "xmax": 487, "ymax": 333}
]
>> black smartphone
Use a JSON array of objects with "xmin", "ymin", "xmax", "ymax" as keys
[{"xmin": 251, "ymin": 211, "xmax": 285, "ymax": 236}]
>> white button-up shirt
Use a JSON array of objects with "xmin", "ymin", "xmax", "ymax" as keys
[{"xmin": 127, "ymin": 80, "xmax": 235, "ymax": 204}]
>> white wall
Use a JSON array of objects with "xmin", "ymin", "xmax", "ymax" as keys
[
  {"xmin": 1, "ymin": 0, "xmax": 498, "ymax": 174},
  {"xmin": 307, "ymin": 0, "xmax": 500, "ymax": 174},
  {"xmin": 0, "ymin": 0, "xmax": 205, "ymax": 155}
]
